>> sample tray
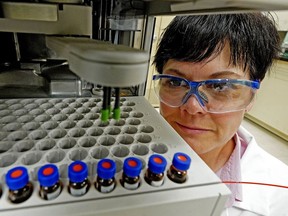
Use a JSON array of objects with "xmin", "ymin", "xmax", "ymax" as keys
[{"xmin": 0, "ymin": 96, "xmax": 230, "ymax": 216}]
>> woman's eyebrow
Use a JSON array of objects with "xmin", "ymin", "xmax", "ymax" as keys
[{"xmin": 209, "ymin": 71, "xmax": 243, "ymax": 79}]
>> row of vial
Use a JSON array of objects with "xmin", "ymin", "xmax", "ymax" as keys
[{"xmin": 0, "ymin": 152, "xmax": 191, "ymax": 204}]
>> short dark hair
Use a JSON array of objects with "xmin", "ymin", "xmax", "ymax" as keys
[{"xmin": 153, "ymin": 13, "xmax": 280, "ymax": 81}]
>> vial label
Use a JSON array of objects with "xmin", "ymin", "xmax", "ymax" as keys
[
  {"xmin": 150, "ymin": 179, "xmax": 164, "ymax": 187},
  {"xmin": 99, "ymin": 184, "xmax": 115, "ymax": 193},
  {"xmin": 69, "ymin": 186, "xmax": 89, "ymax": 196},
  {"xmin": 40, "ymin": 185, "xmax": 62, "ymax": 200},
  {"xmin": 123, "ymin": 181, "xmax": 140, "ymax": 190}
]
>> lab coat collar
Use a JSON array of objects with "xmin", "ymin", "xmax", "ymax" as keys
[{"xmin": 232, "ymin": 126, "xmax": 270, "ymax": 215}]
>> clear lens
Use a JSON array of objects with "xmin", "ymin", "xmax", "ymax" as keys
[{"xmin": 153, "ymin": 75, "xmax": 257, "ymax": 113}]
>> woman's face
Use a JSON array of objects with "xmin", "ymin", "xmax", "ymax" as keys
[{"xmin": 160, "ymin": 46, "xmax": 249, "ymax": 166}]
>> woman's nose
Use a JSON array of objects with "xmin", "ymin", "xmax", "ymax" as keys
[{"xmin": 180, "ymin": 94, "xmax": 206, "ymax": 115}]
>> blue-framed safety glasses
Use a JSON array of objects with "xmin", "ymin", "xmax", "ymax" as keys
[{"xmin": 152, "ymin": 74, "xmax": 260, "ymax": 113}]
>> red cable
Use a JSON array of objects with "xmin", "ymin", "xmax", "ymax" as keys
[{"xmin": 222, "ymin": 181, "xmax": 288, "ymax": 189}]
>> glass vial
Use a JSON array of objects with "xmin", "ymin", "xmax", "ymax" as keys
[
  {"xmin": 95, "ymin": 158, "xmax": 116, "ymax": 193},
  {"xmin": 6, "ymin": 166, "xmax": 33, "ymax": 203},
  {"xmin": 68, "ymin": 160, "xmax": 90, "ymax": 196},
  {"xmin": 121, "ymin": 157, "xmax": 142, "ymax": 190},
  {"xmin": 167, "ymin": 152, "xmax": 191, "ymax": 183},
  {"xmin": 38, "ymin": 164, "xmax": 62, "ymax": 200},
  {"xmin": 144, "ymin": 154, "xmax": 167, "ymax": 187}
]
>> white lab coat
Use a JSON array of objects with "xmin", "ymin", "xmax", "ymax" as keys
[{"xmin": 222, "ymin": 126, "xmax": 288, "ymax": 216}]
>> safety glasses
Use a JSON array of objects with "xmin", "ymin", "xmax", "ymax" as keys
[{"xmin": 152, "ymin": 74, "xmax": 260, "ymax": 113}]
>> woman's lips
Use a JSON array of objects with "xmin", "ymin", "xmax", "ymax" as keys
[{"xmin": 176, "ymin": 122, "xmax": 211, "ymax": 135}]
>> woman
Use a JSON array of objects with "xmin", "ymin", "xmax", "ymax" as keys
[{"xmin": 153, "ymin": 13, "xmax": 288, "ymax": 215}]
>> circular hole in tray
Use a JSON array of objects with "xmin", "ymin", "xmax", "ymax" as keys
[
  {"xmin": 123, "ymin": 101, "xmax": 136, "ymax": 107},
  {"xmin": 68, "ymin": 128, "xmax": 85, "ymax": 138},
  {"xmin": 117, "ymin": 135, "xmax": 134, "ymax": 145},
  {"xmin": 98, "ymin": 136, "xmax": 115, "ymax": 146},
  {"xmin": 36, "ymin": 139, "xmax": 56, "ymax": 151},
  {"xmin": 9, "ymin": 103, "xmax": 23, "ymax": 110},
  {"xmin": 123, "ymin": 126, "xmax": 138, "ymax": 134},
  {"xmin": 0, "ymin": 141, "xmax": 14, "ymax": 153},
  {"xmin": 29, "ymin": 108, "xmax": 45, "ymax": 116},
  {"xmin": 46, "ymin": 149, "xmax": 66, "ymax": 163},
  {"xmin": 21, "ymin": 151, "xmax": 42, "ymax": 165},
  {"xmin": 113, "ymin": 119, "xmax": 126, "ymax": 126},
  {"xmin": 0, "ymin": 153, "xmax": 18, "ymax": 167},
  {"xmin": 0, "ymin": 131, "xmax": 7, "ymax": 140},
  {"xmin": 28, "ymin": 130, "xmax": 47, "ymax": 140},
  {"xmin": 49, "ymin": 129, "xmax": 67, "ymax": 139},
  {"xmin": 62, "ymin": 107, "xmax": 75, "ymax": 115},
  {"xmin": 90, "ymin": 97, "xmax": 102, "ymax": 103},
  {"xmin": 78, "ymin": 137, "xmax": 96, "ymax": 148},
  {"xmin": 22, "ymin": 122, "xmax": 41, "ymax": 131},
  {"xmin": 39, "ymin": 102, "xmax": 53, "ymax": 109},
  {"xmin": 35, "ymin": 114, "xmax": 51, "ymax": 122},
  {"xmin": 130, "ymin": 112, "xmax": 144, "ymax": 118},
  {"xmin": 0, "ymin": 104, "xmax": 8, "ymax": 110},
  {"xmin": 83, "ymin": 101, "xmax": 96, "ymax": 108},
  {"xmin": 121, "ymin": 107, "xmax": 133, "ymax": 112},
  {"xmin": 35, "ymin": 99, "xmax": 48, "ymax": 104},
  {"xmin": 7, "ymin": 131, "xmax": 27, "ymax": 141},
  {"xmin": 111, "ymin": 146, "xmax": 130, "ymax": 158},
  {"xmin": 86, "ymin": 127, "xmax": 103, "ymax": 136},
  {"xmin": 76, "ymin": 107, "xmax": 90, "ymax": 114},
  {"xmin": 18, "ymin": 115, "xmax": 34, "ymax": 123},
  {"xmin": 85, "ymin": 113, "xmax": 99, "ymax": 120},
  {"xmin": 69, "ymin": 148, "xmax": 88, "ymax": 161},
  {"xmin": 25, "ymin": 103, "xmax": 39, "ymax": 110},
  {"xmin": 68, "ymin": 113, "xmax": 84, "ymax": 121},
  {"xmin": 59, "ymin": 120, "xmax": 76, "ymax": 129},
  {"xmin": 52, "ymin": 113, "xmax": 67, "ymax": 121},
  {"xmin": 6, "ymin": 99, "xmax": 20, "ymax": 105},
  {"xmin": 76, "ymin": 98, "xmax": 89, "ymax": 103},
  {"xmin": 90, "ymin": 107, "xmax": 101, "ymax": 113},
  {"xmin": 55, "ymin": 102, "xmax": 68, "ymax": 109},
  {"xmin": 63, "ymin": 98, "xmax": 76, "ymax": 103},
  {"xmin": 46, "ymin": 108, "xmax": 61, "ymax": 115},
  {"xmin": 13, "ymin": 140, "xmax": 35, "ymax": 152},
  {"xmin": 0, "ymin": 109, "xmax": 11, "ymax": 117},
  {"xmin": 13, "ymin": 109, "xmax": 28, "ymax": 116},
  {"xmin": 136, "ymin": 134, "xmax": 152, "ymax": 143},
  {"xmin": 127, "ymin": 118, "xmax": 141, "ymax": 126},
  {"xmin": 20, "ymin": 99, "xmax": 34, "ymax": 105},
  {"xmin": 58, "ymin": 137, "xmax": 77, "ymax": 149},
  {"xmin": 139, "ymin": 125, "xmax": 154, "ymax": 133},
  {"xmin": 97, "ymin": 121, "xmax": 109, "ymax": 127},
  {"xmin": 131, "ymin": 144, "xmax": 149, "ymax": 156},
  {"xmin": 69, "ymin": 102, "xmax": 82, "ymax": 109},
  {"xmin": 105, "ymin": 127, "xmax": 121, "ymax": 135},
  {"xmin": 77, "ymin": 120, "xmax": 93, "ymax": 128},
  {"xmin": 50, "ymin": 98, "xmax": 62, "ymax": 104},
  {"xmin": 41, "ymin": 121, "xmax": 58, "ymax": 130},
  {"xmin": 151, "ymin": 143, "xmax": 169, "ymax": 154},
  {"xmin": 90, "ymin": 146, "xmax": 109, "ymax": 159},
  {"xmin": 3, "ymin": 122, "xmax": 22, "ymax": 132},
  {"xmin": 120, "ymin": 112, "xmax": 129, "ymax": 119},
  {"xmin": 0, "ymin": 116, "xmax": 17, "ymax": 124}
]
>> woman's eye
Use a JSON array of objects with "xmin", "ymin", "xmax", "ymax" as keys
[
  {"xmin": 209, "ymin": 83, "xmax": 230, "ymax": 91},
  {"xmin": 169, "ymin": 80, "xmax": 182, "ymax": 86}
]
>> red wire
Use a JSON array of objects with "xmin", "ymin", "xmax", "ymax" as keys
[{"xmin": 222, "ymin": 181, "xmax": 288, "ymax": 189}]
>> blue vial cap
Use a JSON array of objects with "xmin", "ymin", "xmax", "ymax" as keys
[
  {"xmin": 68, "ymin": 161, "xmax": 88, "ymax": 183},
  {"xmin": 148, "ymin": 154, "xmax": 167, "ymax": 174},
  {"xmin": 6, "ymin": 166, "xmax": 29, "ymax": 190},
  {"xmin": 38, "ymin": 164, "xmax": 59, "ymax": 187},
  {"xmin": 97, "ymin": 159, "xmax": 116, "ymax": 180},
  {"xmin": 123, "ymin": 157, "xmax": 142, "ymax": 177},
  {"xmin": 172, "ymin": 152, "xmax": 191, "ymax": 171}
]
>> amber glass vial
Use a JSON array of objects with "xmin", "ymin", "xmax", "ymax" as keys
[
  {"xmin": 121, "ymin": 157, "xmax": 142, "ymax": 190},
  {"xmin": 145, "ymin": 154, "xmax": 167, "ymax": 187},
  {"xmin": 167, "ymin": 152, "xmax": 191, "ymax": 183},
  {"xmin": 6, "ymin": 166, "xmax": 33, "ymax": 203},
  {"xmin": 95, "ymin": 158, "xmax": 116, "ymax": 193}
]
